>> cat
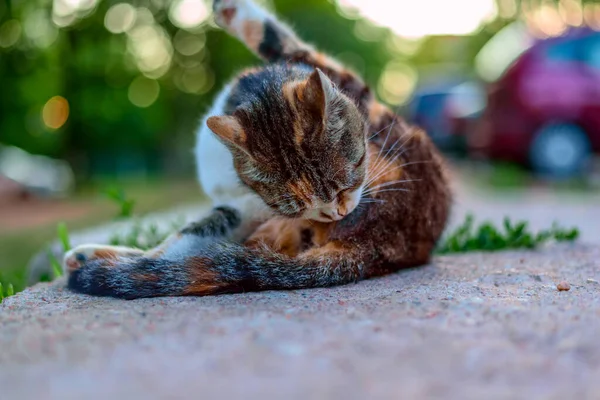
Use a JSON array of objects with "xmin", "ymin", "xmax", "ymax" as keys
[{"xmin": 63, "ymin": 0, "xmax": 451, "ymax": 299}]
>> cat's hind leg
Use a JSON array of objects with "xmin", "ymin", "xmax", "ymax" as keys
[
  {"xmin": 212, "ymin": 0, "xmax": 371, "ymax": 106},
  {"xmin": 213, "ymin": 0, "xmax": 342, "ymax": 71},
  {"xmin": 63, "ymin": 245, "xmax": 144, "ymax": 275},
  {"xmin": 63, "ymin": 206, "xmax": 241, "ymax": 278}
]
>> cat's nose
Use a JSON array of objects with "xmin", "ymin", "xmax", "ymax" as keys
[{"xmin": 336, "ymin": 204, "xmax": 349, "ymax": 217}]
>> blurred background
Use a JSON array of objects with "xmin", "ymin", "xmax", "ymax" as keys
[{"xmin": 1, "ymin": 0, "xmax": 599, "ymax": 285}]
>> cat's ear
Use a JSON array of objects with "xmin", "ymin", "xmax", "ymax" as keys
[
  {"xmin": 296, "ymin": 68, "xmax": 336, "ymax": 118},
  {"xmin": 206, "ymin": 116, "xmax": 250, "ymax": 155}
]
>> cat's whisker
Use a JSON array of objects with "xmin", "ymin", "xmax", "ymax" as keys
[
  {"xmin": 367, "ymin": 122, "xmax": 394, "ymax": 141},
  {"xmin": 368, "ymin": 127, "xmax": 408, "ymax": 179},
  {"xmin": 366, "ymin": 177, "xmax": 422, "ymax": 190},
  {"xmin": 360, "ymin": 198, "xmax": 385, "ymax": 204},
  {"xmin": 364, "ymin": 179, "xmax": 422, "ymax": 194},
  {"xmin": 367, "ymin": 136, "xmax": 404, "ymax": 183},
  {"xmin": 364, "ymin": 142, "xmax": 421, "ymax": 188},
  {"xmin": 370, "ymin": 115, "xmax": 398, "ymax": 178},
  {"xmin": 363, "ymin": 160, "xmax": 432, "ymax": 194},
  {"xmin": 367, "ymin": 188, "xmax": 412, "ymax": 196},
  {"xmin": 365, "ymin": 135, "xmax": 416, "ymax": 188}
]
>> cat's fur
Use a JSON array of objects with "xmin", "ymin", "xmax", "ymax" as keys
[{"xmin": 64, "ymin": 0, "xmax": 452, "ymax": 299}]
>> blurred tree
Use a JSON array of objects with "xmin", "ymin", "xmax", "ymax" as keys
[
  {"xmin": 0, "ymin": 0, "xmax": 396, "ymax": 180},
  {"xmin": 1, "ymin": 0, "xmax": 598, "ymax": 182}
]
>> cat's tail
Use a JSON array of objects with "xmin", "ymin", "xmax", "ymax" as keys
[{"xmin": 67, "ymin": 236, "xmax": 367, "ymax": 300}]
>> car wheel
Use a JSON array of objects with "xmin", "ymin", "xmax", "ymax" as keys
[{"xmin": 529, "ymin": 123, "xmax": 591, "ymax": 177}]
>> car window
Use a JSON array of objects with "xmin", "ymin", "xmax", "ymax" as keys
[
  {"xmin": 581, "ymin": 36, "xmax": 600, "ymax": 70},
  {"xmin": 545, "ymin": 40, "xmax": 578, "ymax": 63},
  {"xmin": 416, "ymin": 94, "xmax": 446, "ymax": 117},
  {"xmin": 545, "ymin": 33, "xmax": 600, "ymax": 70}
]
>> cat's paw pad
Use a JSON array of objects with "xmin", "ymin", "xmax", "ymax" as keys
[
  {"xmin": 213, "ymin": 0, "xmax": 238, "ymax": 26},
  {"xmin": 63, "ymin": 245, "xmax": 101, "ymax": 274},
  {"xmin": 213, "ymin": 0, "xmax": 258, "ymax": 28}
]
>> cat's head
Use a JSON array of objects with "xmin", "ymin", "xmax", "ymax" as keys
[{"xmin": 207, "ymin": 68, "xmax": 367, "ymax": 222}]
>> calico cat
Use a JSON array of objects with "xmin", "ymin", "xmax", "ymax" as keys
[{"xmin": 63, "ymin": 0, "xmax": 451, "ymax": 299}]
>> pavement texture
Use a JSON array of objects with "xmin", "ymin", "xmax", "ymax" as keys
[{"xmin": 3, "ymin": 244, "xmax": 600, "ymax": 399}]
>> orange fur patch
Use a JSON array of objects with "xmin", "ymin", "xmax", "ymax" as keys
[
  {"xmin": 243, "ymin": 20, "xmax": 264, "ymax": 51},
  {"xmin": 368, "ymin": 101, "xmax": 389, "ymax": 126},
  {"xmin": 300, "ymin": 240, "xmax": 346, "ymax": 259},
  {"xmin": 93, "ymin": 249, "xmax": 120, "ymax": 260},
  {"xmin": 282, "ymin": 81, "xmax": 305, "ymax": 146},
  {"xmin": 310, "ymin": 222, "xmax": 335, "ymax": 247},
  {"xmin": 288, "ymin": 175, "xmax": 314, "ymax": 205},
  {"xmin": 245, "ymin": 218, "xmax": 307, "ymax": 257},
  {"xmin": 182, "ymin": 257, "xmax": 222, "ymax": 295}
]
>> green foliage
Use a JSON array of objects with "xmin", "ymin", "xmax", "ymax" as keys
[
  {"xmin": 48, "ymin": 222, "xmax": 73, "ymax": 279},
  {"xmin": 437, "ymin": 214, "xmax": 579, "ymax": 254},
  {"xmin": 49, "ymin": 251, "xmax": 63, "ymax": 279},
  {"xmin": 104, "ymin": 186, "xmax": 136, "ymax": 218},
  {"xmin": 109, "ymin": 218, "xmax": 183, "ymax": 250},
  {"xmin": 0, "ymin": 282, "xmax": 15, "ymax": 303},
  {"xmin": 57, "ymin": 222, "xmax": 71, "ymax": 252},
  {"xmin": 0, "ymin": 0, "xmax": 398, "ymax": 178}
]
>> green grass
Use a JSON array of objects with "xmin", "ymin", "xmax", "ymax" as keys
[
  {"xmin": 467, "ymin": 161, "xmax": 598, "ymax": 193},
  {"xmin": 108, "ymin": 218, "xmax": 183, "ymax": 250},
  {"xmin": 0, "ymin": 186, "xmax": 582, "ymax": 304},
  {"xmin": 0, "ymin": 179, "xmax": 203, "ymax": 303},
  {"xmin": 104, "ymin": 186, "xmax": 137, "ymax": 219},
  {"xmin": 0, "ymin": 222, "xmax": 73, "ymax": 303},
  {"xmin": 0, "ymin": 282, "xmax": 14, "ymax": 302},
  {"xmin": 437, "ymin": 214, "xmax": 579, "ymax": 254}
]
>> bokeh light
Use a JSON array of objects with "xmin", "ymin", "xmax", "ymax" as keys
[
  {"xmin": 533, "ymin": 3, "xmax": 568, "ymax": 37},
  {"xmin": 126, "ymin": 9, "xmax": 174, "ymax": 79},
  {"xmin": 24, "ymin": 10, "xmax": 59, "ymax": 48},
  {"xmin": 338, "ymin": 0, "xmax": 497, "ymax": 38},
  {"xmin": 174, "ymin": 30, "xmax": 205, "ymax": 56},
  {"xmin": 0, "ymin": 20, "xmax": 22, "ymax": 48},
  {"xmin": 169, "ymin": 0, "xmax": 209, "ymax": 30},
  {"xmin": 377, "ymin": 62, "xmax": 417, "ymax": 105},
  {"xmin": 52, "ymin": 0, "xmax": 99, "ymax": 27},
  {"xmin": 128, "ymin": 76, "xmax": 160, "ymax": 108},
  {"xmin": 104, "ymin": 3, "xmax": 137, "ymax": 34},
  {"xmin": 42, "ymin": 96, "xmax": 70, "ymax": 130},
  {"xmin": 174, "ymin": 65, "xmax": 214, "ymax": 94}
]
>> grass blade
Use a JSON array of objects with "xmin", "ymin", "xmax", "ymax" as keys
[
  {"xmin": 57, "ymin": 222, "xmax": 71, "ymax": 252},
  {"xmin": 48, "ymin": 251, "xmax": 63, "ymax": 279}
]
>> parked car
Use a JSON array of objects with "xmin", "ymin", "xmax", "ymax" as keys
[
  {"xmin": 0, "ymin": 145, "xmax": 74, "ymax": 198},
  {"xmin": 407, "ymin": 79, "xmax": 486, "ymax": 154},
  {"xmin": 470, "ymin": 29, "xmax": 600, "ymax": 177}
]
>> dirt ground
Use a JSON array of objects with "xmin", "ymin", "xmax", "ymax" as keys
[{"xmin": 2, "ymin": 244, "xmax": 599, "ymax": 399}]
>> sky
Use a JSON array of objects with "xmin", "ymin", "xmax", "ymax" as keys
[{"xmin": 338, "ymin": 0, "xmax": 498, "ymax": 38}]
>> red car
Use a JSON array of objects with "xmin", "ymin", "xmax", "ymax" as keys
[{"xmin": 470, "ymin": 29, "xmax": 600, "ymax": 176}]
